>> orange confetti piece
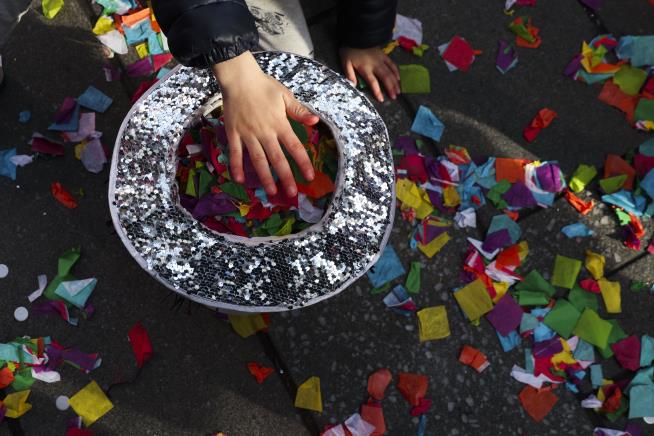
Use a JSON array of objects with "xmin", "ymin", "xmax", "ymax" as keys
[
  {"xmin": 297, "ymin": 170, "xmax": 335, "ymax": 199},
  {"xmin": 519, "ymin": 385, "xmax": 558, "ymax": 422},
  {"xmin": 495, "ymin": 158, "xmax": 531, "ymax": 183},
  {"xmin": 564, "ymin": 189, "xmax": 595, "ymax": 215},
  {"xmin": 121, "ymin": 8, "xmax": 151, "ymax": 28}
]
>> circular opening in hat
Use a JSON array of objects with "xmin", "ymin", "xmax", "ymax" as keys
[{"xmin": 175, "ymin": 97, "xmax": 339, "ymax": 239}]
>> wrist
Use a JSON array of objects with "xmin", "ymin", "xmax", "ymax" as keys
[{"xmin": 212, "ymin": 51, "xmax": 261, "ymax": 90}]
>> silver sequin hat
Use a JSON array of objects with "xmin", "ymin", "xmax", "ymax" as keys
[{"xmin": 109, "ymin": 52, "xmax": 395, "ymax": 312}]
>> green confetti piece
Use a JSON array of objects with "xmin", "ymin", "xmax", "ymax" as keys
[{"xmin": 405, "ymin": 262, "xmax": 421, "ymax": 294}]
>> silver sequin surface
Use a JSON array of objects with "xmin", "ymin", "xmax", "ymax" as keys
[{"xmin": 108, "ymin": 52, "xmax": 395, "ymax": 312}]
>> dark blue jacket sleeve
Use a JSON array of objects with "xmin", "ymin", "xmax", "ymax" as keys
[
  {"xmin": 151, "ymin": 0, "xmax": 259, "ymax": 67},
  {"xmin": 337, "ymin": 0, "xmax": 398, "ymax": 48}
]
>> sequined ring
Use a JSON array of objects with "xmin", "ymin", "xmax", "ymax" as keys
[{"xmin": 109, "ymin": 52, "xmax": 395, "ymax": 312}]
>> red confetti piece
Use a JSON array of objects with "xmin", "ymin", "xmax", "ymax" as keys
[
  {"xmin": 396, "ymin": 372, "xmax": 428, "ymax": 406},
  {"xmin": 51, "ymin": 182, "xmax": 78, "ymax": 209},
  {"xmin": 523, "ymin": 108, "xmax": 557, "ymax": 142},
  {"xmin": 247, "ymin": 362, "xmax": 274, "ymax": 384},
  {"xmin": 128, "ymin": 322, "xmax": 153, "ymax": 368},
  {"xmin": 367, "ymin": 368, "xmax": 392, "ymax": 401},
  {"xmin": 518, "ymin": 385, "xmax": 558, "ymax": 422}
]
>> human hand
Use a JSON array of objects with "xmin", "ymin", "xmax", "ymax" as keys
[
  {"xmin": 339, "ymin": 46, "xmax": 401, "ymax": 102},
  {"xmin": 212, "ymin": 51, "xmax": 319, "ymax": 197}
]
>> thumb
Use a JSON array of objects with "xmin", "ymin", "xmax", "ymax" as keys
[{"xmin": 284, "ymin": 93, "xmax": 319, "ymax": 126}]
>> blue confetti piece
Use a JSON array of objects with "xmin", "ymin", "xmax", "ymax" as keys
[
  {"xmin": 590, "ymin": 364, "xmax": 603, "ymax": 388},
  {"xmin": 148, "ymin": 31, "xmax": 164, "ymax": 55},
  {"xmin": 417, "ymin": 414, "xmax": 427, "ymax": 436},
  {"xmin": 487, "ymin": 214, "xmax": 522, "ymax": 243},
  {"xmin": 573, "ymin": 339, "xmax": 595, "ymax": 361},
  {"xmin": 411, "ymin": 105, "xmax": 444, "ymax": 142},
  {"xmin": 367, "ymin": 245, "xmax": 406, "ymax": 288},
  {"xmin": 496, "ymin": 329, "xmax": 521, "ymax": 352},
  {"xmin": 561, "ymin": 222, "xmax": 594, "ymax": 238},
  {"xmin": 602, "ymin": 190, "xmax": 647, "ymax": 216},
  {"xmin": 0, "ymin": 148, "xmax": 17, "ymax": 180},
  {"xmin": 49, "ymin": 102, "xmax": 80, "ymax": 132},
  {"xmin": 123, "ymin": 18, "xmax": 154, "ymax": 45},
  {"xmin": 156, "ymin": 67, "xmax": 171, "ymax": 80},
  {"xmin": 18, "ymin": 110, "xmax": 31, "ymax": 123},
  {"xmin": 640, "ymin": 169, "xmax": 654, "ymax": 201},
  {"xmin": 78, "ymin": 86, "xmax": 113, "ymax": 113}
]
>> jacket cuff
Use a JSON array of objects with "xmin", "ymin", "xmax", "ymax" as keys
[{"xmin": 165, "ymin": 2, "xmax": 259, "ymax": 68}]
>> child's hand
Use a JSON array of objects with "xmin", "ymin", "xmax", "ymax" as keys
[
  {"xmin": 339, "ymin": 46, "xmax": 401, "ymax": 102},
  {"xmin": 212, "ymin": 51, "xmax": 319, "ymax": 198}
]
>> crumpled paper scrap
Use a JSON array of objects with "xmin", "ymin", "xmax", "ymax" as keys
[
  {"xmin": 523, "ymin": 108, "xmax": 557, "ymax": 142},
  {"xmin": 459, "ymin": 345, "xmax": 490, "ymax": 373}
]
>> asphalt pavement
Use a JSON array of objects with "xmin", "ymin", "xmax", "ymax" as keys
[{"xmin": 1, "ymin": 0, "xmax": 654, "ymax": 435}]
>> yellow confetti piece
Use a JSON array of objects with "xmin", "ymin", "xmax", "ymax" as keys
[
  {"xmin": 551, "ymin": 338, "xmax": 576, "ymax": 370},
  {"xmin": 417, "ymin": 306, "xmax": 450, "ymax": 342},
  {"xmin": 92, "ymin": 15, "xmax": 114, "ymax": 35},
  {"xmin": 453, "ymin": 279, "xmax": 493, "ymax": 322},
  {"xmin": 275, "ymin": 218, "xmax": 295, "ymax": 236},
  {"xmin": 42, "ymin": 0, "xmax": 64, "ymax": 19},
  {"xmin": 74, "ymin": 141, "xmax": 87, "ymax": 160},
  {"xmin": 383, "ymin": 40, "xmax": 399, "ymax": 55},
  {"xmin": 396, "ymin": 179, "xmax": 433, "ymax": 219},
  {"xmin": 414, "ymin": 191, "xmax": 434, "ymax": 220},
  {"xmin": 492, "ymin": 281, "xmax": 510, "ymax": 303},
  {"xmin": 68, "ymin": 381, "xmax": 113, "ymax": 427},
  {"xmin": 396, "ymin": 179, "xmax": 423, "ymax": 210},
  {"xmin": 417, "ymin": 231, "xmax": 450, "ymax": 258},
  {"xmin": 3, "ymin": 390, "xmax": 31, "ymax": 418},
  {"xmin": 238, "ymin": 203, "xmax": 250, "ymax": 217},
  {"xmin": 517, "ymin": 241, "xmax": 529, "ymax": 261},
  {"xmin": 135, "ymin": 42, "xmax": 149, "ymax": 59},
  {"xmin": 228, "ymin": 314, "xmax": 267, "ymax": 338},
  {"xmin": 295, "ymin": 376, "xmax": 322, "ymax": 412},
  {"xmin": 443, "ymin": 186, "xmax": 461, "ymax": 207},
  {"xmin": 585, "ymin": 250, "xmax": 605, "ymax": 280},
  {"xmin": 580, "ymin": 42, "xmax": 594, "ymax": 73},
  {"xmin": 597, "ymin": 386, "xmax": 605, "ymax": 402},
  {"xmin": 598, "ymin": 278, "xmax": 621, "ymax": 313}
]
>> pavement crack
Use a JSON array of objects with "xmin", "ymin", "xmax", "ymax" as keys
[{"xmin": 256, "ymin": 332, "xmax": 321, "ymax": 436}]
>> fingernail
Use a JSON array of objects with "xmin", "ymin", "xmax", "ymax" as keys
[
  {"xmin": 287, "ymin": 187, "xmax": 297, "ymax": 197},
  {"xmin": 268, "ymin": 186, "xmax": 277, "ymax": 196},
  {"xmin": 306, "ymin": 168, "xmax": 315, "ymax": 180}
]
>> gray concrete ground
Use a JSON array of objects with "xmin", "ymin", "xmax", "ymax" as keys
[{"xmin": 1, "ymin": 0, "xmax": 654, "ymax": 435}]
